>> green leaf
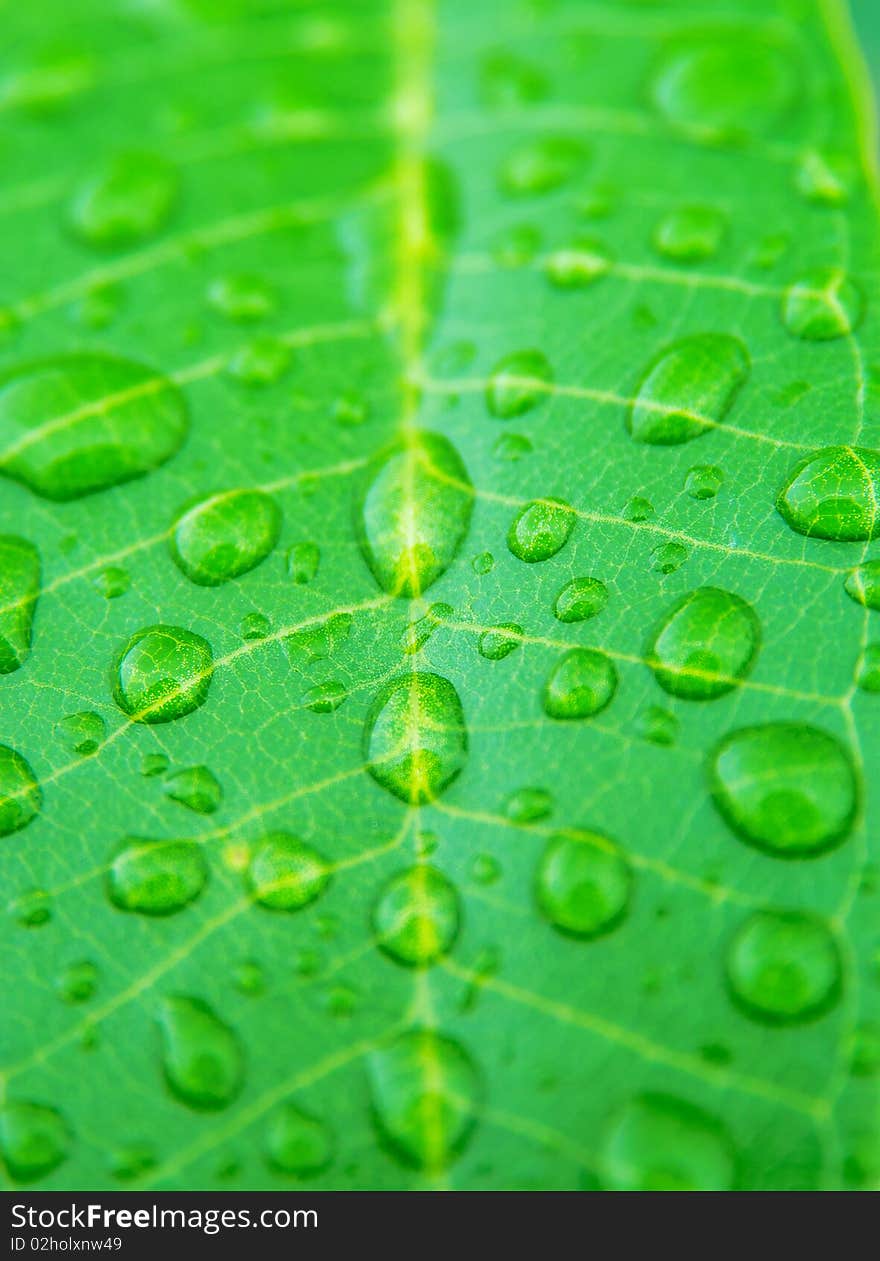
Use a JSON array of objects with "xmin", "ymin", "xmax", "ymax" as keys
[{"xmin": 0, "ymin": 0, "xmax": 878, "ymax": 1193}]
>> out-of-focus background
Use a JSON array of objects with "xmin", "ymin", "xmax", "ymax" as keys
[{"xmin": 853, "ymin": 0, "xmax": 880, "ymax": 100}]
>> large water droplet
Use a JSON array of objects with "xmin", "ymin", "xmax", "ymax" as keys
[
  {"xmin": 156, "ymin": 996, "xmax": 244, "ymax": 1110},
  {"xmin": 543, "ymin": 649, "xmax": 617, "ymax": 720},
  {"xmin": 782, "ymin": 269, "xmax": 863, "ymax": 341},
  {"xmin": 600, "ymin": 1094, "xmax": 735, "ymax": 1190},
  {"xmin": 171, "ymin": 490, "xmax": 281, "ymax": 586},
  {"xmin": 356, "ymin": 432, "xmax": 473, "ymax": 597},
  {"xmin": 163, "ymin": 765, "xmax": 222, "ymax": 815},
  {"xmin": 364, "ymin": 672, "xmax": 467, "ymax": 803},
  {"xmin": 726, "ymin": 911, "xmax": 841, "ymax": 1023},
  {"xmin": 651, "ymin": 37, "xmax": 797, "ymax": 137},
  {"xmin": 647, "ymin": 587, "xmax": 760, "ymax": 700},
  {"xmin": 247, "ymin": 833, "xmax": 330, "ymax": 910},
  {"xmin": 486, "ymin": 350, "xmax": 553, "ymax": 419},
  {"xmin": 507, "ymin": 499, "xmax": 575, "ymax": 562},
  {"xmin": 374, "ymin": 865, "xmax": 460, "ymax": 966},
  {"xmin": 0, "ymin": 745, "xmax": 41, "ymax": 837},
  {"xmin": 652, "ymin": 206, "xmax": 726, "ymax": 261},
  {"xmin": 265, "ymin": 1103, "xmax": 334, "ymax": 1177},
  {"xmin": 554, "ymin": 576, "xmax": 608, "ymax": 623},
  {"xmin": 367, "ymin": 1030, "xmax": 480, "ymax": 1170},
  {"xmin": 108, "ymin": 837, "xmax": 208, "ymax": 915},
  {"xmin": 776, "ymin": 446, "xmax": 880, "ymax": 540},
  {"xmin": 0, "ymin": 1101, "xmax": 70, "ymax": 1183},
  {"xmin": 69, "ymin": 152, "xmax": 177, "ymax": 248},
  {"xmin": 0, "ymin": 354, "xmax": 188, "ymax": 500},
  {"xmin": 113, "ymin": 625, "xmax": 213, "ymax": 724},
  {"xmin": 536, "ymin": 831, "xmax": 632, "ymax": 938},
  {"xmin": 0, "ymin": 536, "xmax": 39, "ymax": 673},
  {"xmin": 628, "ymin": 334, "xmax": 749, "ymax": 445},
  {"xmin": 710, "ymin": 723, "xmax": 857, "ymax": 857}
]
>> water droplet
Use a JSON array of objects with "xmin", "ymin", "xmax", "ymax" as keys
[
  {"xmin": 796, "ymin": 150, "xmax": 854, "ymax": 206},
  {"xmin": 470, "ymin": 853, "xmax": 501, "ymax": 884},
  {"xmin": 367, "ymin": 1030, "xmax": 480, "ymax": 1170},
  {"xmin": 225, "ymin": 336, "xmax": 291, "ymax": 386},
  {"xmin": 478, "ymin": 622, "xmax": 523, "ymax": 660},
  {"xmin": 624, "ymin": 496, "xmax": 654, "ymax": 522},
  {"xmin": 288, "ymin": 541, "xmax": 320, "ymax": 585},
  {"xmin": 232, "ymin": 960, "xmax": 265, "ymax": 997},
  {"xmin": 69, "ymin": 152, "xmax": 177, "ymax": 248},
  {"xmin": 651, "ymin": 37, "xmax": 796, "ymax": 137},
  {"xmin": 776, "ymin": 446, "xmax": 880, "ymax": 541},
  {"xmin": 207, "ymin": 273, "xmax": 276, "ymax": 322},
  {"xmin": 647, "ymin": 587, "xmax": 760, "ymax": 700},
  {"xmin": 486, "ymin": 350, "xmax": 553, "ymax": 419},
  {"xmin": 710, "ymin": 723, "xmax": 857, "ymax": 857},
  {"xmin": 504, "ymin": 786, "xmax": 553, "ymax": 824},
  {"xmin": 726, "ymin": 911, "xmax": 841, "ymax": 1023},
  {"xmin": 247, "ymin": 833, "xmax": 330, "ymax": 910},
  {"xmin": 113, "ymin": 625, "xmax": 213, "ymax": 723},
  {"xmin": 684, "ymin": 464, "xmax": 724, "ymax": 500},
  {"xmin": 499, "ymin": 136, "xmax": 586, "ymax": 196},
  {"xmin": 0, "ymin": 745, "xmax": 40, "ymax": 837},
  {"xmin": 108, "ymin": 837, "xmax": 208, "ymax": 915},
  {"xmin": 171, "ymin": 489, "xmax": 281, "ymax": 586},
  {"xmin": 543, "ymin": 649, "xmax": 617, "ymax": 720},
  {"xmin": 849, "ymin": 1024, "xmax": 880, "ymax": 1077},
  {"xmin": 637, "ymin": 705, "xmax": 678, "ymax": 746},
  {"xmin": 93, "ymin": 566, "xmax": 130, "ymax": 599},
  {"xmin": 157, "ymin": 996, "xmax": 244, "ymax": 1110},
  {"xmin": 365, "ymin": 672, "xmax": 467, "ymax": 803},
  {"xmin": 471, "ymin": 551, "xmax": 494, "ymax": 575},
  {"xmin": 332, "ymin": 391, "xmax": 368, "ymax": 427},
  {"xmin": 265, "ymin": 1104, "xmax": 333, "ymax": 1177},
  {"xmin": 0, "ymin": 354, "xmax": 188, "ymax": 500},
  {"xmin": 111, "ymin": 1144, "xmax": 156, "ymax": 1182},
  {"xmin": 536, "ymin": 831, "xmax": 632, "ymax": 938},
  {"xmin": 491, "ymin": 223, "xmax": 541, "ymax": 267},
  {"xmin": 480, "ymin": 50, "xmax": 546, "ymax": 106},
  {"xmin": 239, "ymin": 611, "xmax": 270, "ymax": 640},
  {"xmin": 629, "ymin": 334, "xmax": 749, "ymax": 445},
  {"xmin": 652, "ymin": 206, "xmax": 725, "ymax": 261},
  {"xmin": 356, "ymin": 432, "xmax": 473, "ymax": 597},
  {"xmin": 8, "ymin": 887, "xmax": 51, "ymax": 927},
  {"xmin": 0, "ymin": 536, "xmax": 39, "ymax": 674},
  {"xmin": 492, "ymin": 432, "xmax": 533, "ymax": 461},
  {"xmin": 285, "ymin": 612, "xmax": 351, "ymax": 665},
  {"xmin": 141, "ymin": 752, "xmax": 169, "ymax": 778},
  {"xmin": 374, "ymin": 865, "xmax": 459, "ymax": 966},
  {"xmin": 845, "ymin": 560, "xmax": 880, "ymax": 610},
  {"xmin": 56, "ymin": 711, "xmax": 104, "ymax": 756},
  {"xmin": 507, "ymin": 499, "xmax": 575, "ymax": 562},
  {"xmin": 303, "ymin": 680, "xmax": 348, "ymax": 713},
  {"xmin": 163, "ymin": 765, "xmax": 222, "ymax": 815},
  {"xmin": 782, "ymin": 269, "xmax": 863, "ymax": 340},
  {"xmin": 650, "ymin": 541, "xmax": 689, "ymax": 575},
  {"xmin": 856, "ymin": 643, "xmax": 880, "ymax": 693},
  {"xmin": 0, "ymin": 1101, "xmax": 70, "ymax": 1183},
  {"xmin": 600, "ymin": 1094, "xmax": 735, "ymax": 1190},
  {"xmin": 554, "ymin": 576, "xmax": 607, "ymax": 623},
  {"xmin": 544, "ymin": 239, "xmax": 611, "ymax": 289},
  {"xmin": 55, "ymin": 960, "xmax": 98, "ymax": 1004},
  {"xmin": 403, "ymin": 602, "xmax": 452, "ymax": 655}
]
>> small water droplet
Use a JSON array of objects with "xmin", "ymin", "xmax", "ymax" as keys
[
  {"xmin": 69, "ymin": 152, "xmax": 177, "ymax": 248},
  {"xmin": 374, "ymin": 865, "xmax": 460, "ymax": 966},
  {"xmin": 649, "ymin": 541, "xmax": 688, "ymax": 574},
  {"xmin": 478, "ymin": 622, "xmax": 523, "ymax": 660},
  {"xmin": 171, "ymin": 489, "xmax": 281, "ymax": 586},
  {"xmin": 486, "ymin": 350, "xmax": 553, "ymax": 419},
  {"xmin": 629, "ymin": 334, "xmax": 749, "ymax": 445},
  {"xmin": 141, "ymin": 752, "xmax": 169, "ymax": 778},
  {"xmin": 247, "ymin": 833, "xmax": 330, "ymax": 910},
  {"xmin": 554, "ymin": 576, "xmax": 607, "ymax": 623},
  {"xmin": 470, "ymin": 853, "xmax": 501, "ymax": 884},
  {"xmin": 0, "ymin": 1101, "xmax": 71, "ymax": 1183},
  {"xmin": 287, "ymin": 541, "xmax": 320, "ymax": 585},
  {"xmin": 726, "ymin": 911, "xmax": 841, "ymax": 1023},
  {"xmin": 0, "ymin": 536, "xmax": 39, "ymax": 674},
  {"xmin": 782, "ymin": 269, "xmax": 863, "ymax": 340},
  {"xmin": 71, "ymin": 282, "xmax": 123, "ymax": 331},
  {"xmin": 600, "ymin": 1094, "xmax": 735, "ymax": 1190},
  {"xmin": 303, "ymin": 680, "xmax": 348, "ymax": 713},
  {"xmin": 332, "ymin": 391, "xmax": 368, "ymax": 427},
  {"xmin": 652, "ymin": 206, "xmax": 725, "ymax": 261},
  {"xmin": 113, "ymin": 625, "xmax": 213, "ymax": 723},
  {"xmin": 471, "ymin": 551, "xmax": 494, "ymax": 575},
  {"xmin": 56, "ymin": 711, "xmax": 105, "ymax": 756},
  {"xmin": 504, "ymin": 786, "xmax": 553, "ymax": 824},
  {"xmin": 156, "ymin": 995, "xmax": 244, "ymax": 1110},
  {"xmin": 265, "ymin": 1103, "xmax": 334, "ymax": 1177},
  {"xmin": 849, "ymin": 1024, "xmax": 880, "ymax": 1077},
  {"xmin": 55, "ymin": 960, "xmax": 98, "ymax": 1004},
  {"xmin": 163, "ymin": 765, "xmax": 222, "ymax": 815},
  {"xmin": 777, "ymin": 446, "xmax": 880, "ymax": 540},
  {"xmin": 856, "ymin": 643, "xmax": 880, "ymax": 693},
  {"xmin": 845, "ymin": 560, "xmax": 880, "ymax": 610},
  {"xmin": 225, "ymin": 336, "xmax": 291, "ymax": 386},
  {"xmin": 8, "ymin": 887, "xmax": 51, "ymax": 927},
  {"xmin": 108, "ymin": 837, "xmax": 208, "ymax": 915},
  {"xmin": 624, "ymin": 496, "xmax": 654, "ymax": 522},
  {"xmin": 239, "ymin": 611, "xmax": 271, "ymax": 640},
  {"xmin": 499, "ymin": 136, "xmax": 586, "ymax": 196},
  {"xmin": 544, "ymin": 239, "xmax": 611, "ymax": 288},
  {"xmin": 93, "ymin": 566, "xmax": 130, "ymax": 599},
  {"xmin": 536, "ymin": 830, "xmax": 632, "ymax": 938},
  {"xmin": 507, "ymin": 499, "xmax": 575, "ymax": 562},
  {"xmin": 111, "ymin": 1144, "xmax": 156, "ymax": 1182},
  {"xmin": 285, "ymin": 612, "xmax": 351, "ymax": 665},
  {"xmin": 207, "ymin": 273, "xmax": 276, "ymax": 322},
  {"xmin": 0, "ymin": 745, "xmax": 40, "ymax": 837},
  {"xmin": 543, "ymin": 649, "xmax": 617, "ymax": 720},
  {"xmin": 796, "ymin": 149, "xmax": 855, "ymax": 206},
  {"xmin": 684, "ymin": 464, "xmax": 724, "ymax": 500},
  {"xmin": 651, "ymin": 37, "xmax": 796, "ymax": 137},
  {"xmin": 637, "ymin": 705, "xmax": 678, "ymax": 746},
  {"xmin": 403, "ymin": 602, "xmax": 452, "ymax": 655},
  {"xmin": 364, "ymin": 672, "xmax": 467, "ymax": 803},
  {"xmin": 647, "ymin": 587, "xmax": 760, "ymax": 700}
]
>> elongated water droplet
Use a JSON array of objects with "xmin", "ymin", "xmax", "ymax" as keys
[
  {"xmin": 0, "ymin": 536, "xmax": 39, "ymax": 674},
  {"xmin": 171, "ymin": 489, "xmax": 281, "ymax": 586},
  {"xmin": 653, "ymin": 206, "xmax": 726, "ymax": 261},
  {"xmin": 600, "ymin": 1094, "xmax": 735, "ymax": 1190},
  {"xmin": 93, "ymin": 566, "xmax": 130, "ymax": 599},
  {"xmin": 0, "ymin": 354, "xmax": 188, "ymax": 500},
  {"xmin": 845, "ymin": 559, "xmax": 880, "ymax": 610},
  {"xmin": 69, "ymin": 152, "xmax": 177, "ymax": 247},
  {"xmin": 726, "ymin": 911, "xmax": 841, "ymax": 1023},
  {"xmin": 478, "ymin": 623, "xmax": 522, "ymax": 660},
  {"xmin": 157, "ymin": 996, "xmax": 244, "ymax": 1110},
  {"xmin": 367, "ymin": 1030, "xmax": 480, "ymax": 1170},
  {"xmin": 57, "ymin": 711, "xmax": 104, "ymax": 755},
  {"xmin": 629, "ymin": 334, "xmax": 749, "ymax": 445},
  {"xmin": 782, "ymin": 269, "xmax": 863, "ymax": 341},
  {"xmin": 247, "ymin": 833, "xmax": 330, "ymax": 911},
  {"xmin": 208, "ymin": 273, "xmax": 276, "ymax": 322},
  {"xmin": 8, "ymin": 887, "xmax": 51, "ymax": 927},
  {"xmin": 777, "ymin": 446, "xmax": 880, "ymax": 540},
  {"xmin": 356, "ymin": 432, "xmax": 473, "ymax": 597},
  {"xmin": 544, "ymin": 239, "xmax": 611, "ymax": 289},
  {"xmin": 499, "ymin": 137, "xmax": 586, "ymax": 196},
  {"xmin": 163, "ymin": 766, "xmax": 222, "ymax": 815},
  {"xmin": 856, "ymin": 643, "xmax": 880, "ymax": 693},
  {"xmin": 651, "ymin": 37, "xmax": 796, "ymax": 137},
  {"xmin": 108, "ymin": 837, "xmax": 208, "ymax": 915},
  {"xmin": 710, "ymin": 723, "xmax": 857, "ymax": 857},
  {"xmin": 113, "ymin": 625, "xmax": 213, "ymax": 724},
  {"xmin": 302, "ymin": 680, "xmax": 348, "ymax": 713},
  {"xmin": 365, "ymin": 672, "xmax": 467, "ymax": 803},
  {"xmin": 239, "ymin": 611, "xmax": 270, "ymax": 640},
  {"xmin": 486, "ymin": 350, "xmax": 553, "ymax": 419},
  {"xmin": 543, "ymin": 649, "xmax": 617, "ymax": 720},
  {"xmin": 288, "ymin": 541, "xmax": 320, "ymax": 585},
  {"xmin": 0, "ymin": 1101, "xmax": 70, "ymax": 1183},
  {"xmin": 554, "ymin": 576, "xmax": 607, "ymax": 623},
  {"xmin": 504, "ymin": 786, "xmax": 553, "ymax": 824},
  {"xmin": 536, "ymin": 831, "xmax": 632, "ymax": 938},
  {"xmin": 265, "ymin": 1104, "xmax": 334, "ymax": 1177},
  {"xmin": 647, "ymin": 587, "xmax": 760, "ymax": 700},
  {"xmin": 507, "ymin": 499, "xmax": 575, "ymax": 562},
  {"xmin": 374, "ymin": 865, "xmax": 460, "ymax": 966},
  {"xmin": 0, "ymin": 745, "xmax": 40, "ymax": 837}
]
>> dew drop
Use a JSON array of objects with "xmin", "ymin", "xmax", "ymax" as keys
[
  {"xmin": 141, "ymin": 752, "xmax": 169, "ymax": 778},
  {"xmin": 265, "ymin": 1103, "xmax": 334, "ymax": 1177},
  {"xmin": 374, "ymin": 865, "xmax": 460, "ymax": 966},
  {"xmin": 647, "ymin": 587, "xmax": 760, "ymax": 700},
  {"xmin": 108, "ymin": 837, "xmax": 208, "ymax": 915},
  {"xmin": 684, "ymin": 464, "xmax": 724, "ymax": 500},
  {"xmin": 364, "ymin": 672, "xmax": 467, "ymax": 803},
  {"xmin": 776, "ymin": 446, "xmax": 880, "ymax": 541},
  {"xmin": 624, "ymin": 496, "xmax": 654, "ymax": 523},
  {"xmin": 637, "ymin": 705, "xmax": 678, "ymax": 747},
  {"xmin": 845, "ymin": 560, "xmax": 880, "ymax": 610},
  {"xmin": 0, "ymin": 745, "xmax": 41, "ymax": 837},
  {"xmin": 239, "ymin": 611, "xmax": 270, "ymax": 640},
  {"xmin": 796, "ymin": 150, "xmax": 854, "ymax": 206},
  {"xmin": 69, "ymin": 153, "xmax": 177, "ymax": 248},
  {"xmin": 504, "ymin": 786, "xmax": 553, "ymax": 824},
  {"xmin": 285, "ymin": 612, "xmax": 351, "ymax": 665},
  {"xmin": 207, "ymin": 273, "xmax": 276, "ymax": 322},
  {"xmin": 649, "ymin": 541, "xmax": 688, "ymax": 574},
  {"xmin": 652, "ymin": 206, "xmax": 726, "ymax": 262},
  {"xmin": 628, "ymin": 334, "xmax": 749, "ymax": 445},
  {"xmin": 247, "ymin": 833, "xmax": 330, "ymax": 911},
  {"xmin": 288, "ymin": 541, "xmax": 320, "ymax": 585},
  {"xmin": 726, "ymin": 911, "xmax": 841, "ymax": 1024},
  {"xmin": 486, "ymin": 350, "xmax": 553, "ymax": 419},
  {"xmin": 499, "ymin": 137, "xmax": 586, "ymax": 196},
  {"xmin": 651, "ymin": 37, "xmax": 796, "ymax": 137},
  {"xmin": 8, "ymin": 887, "xmax": 51, "ymax": 927},
  {"xmin": 554, "ymin": 576, "xmax": 608, "ymax": 623},
  {"xmin": 113, "ymin": 625, "xmax": 213, "ymax": 724},
  {"xmin": 470, "ymin": 853, "xmax": 501, "ymax": 885},
  {"xmin": 849, "ymin": 1024, "xmax": 880, "ymax": 1077},
  {"xmin": 710, "ymin": 723, "xmax": 857, "ymax": 857},
  {"xmin": 403, "ymin": 602, "xmax": 451, "ymax": 655},
  {"xmin": 507, "ymin": 499, "xmax": 575, "ymax": 562},
  {"xmin": 232, "ymin": 960, "xmax": 265, "ymax": 997},
  {"xmin": 171, "ymin": 489, "xmax": 281, "ymax": 586},
  {"xmin": 71, "ymin": 282, "xmax": 122, "ymax": 331},
  {"xmin": 536, "ymin": 831, "xmax": 631, "ymax": 938},
  {"xmin": 0, "ymin": 354, "xmax": 188, "ymax": 500},
  {"xmin": 600, "ymin": 1094, "xmax": 735, "ymax": 1190},
  {"xmin": 478, "ymin": 622, "xmax": 523, "ymax": 660},
  {"xmin": 543, "ymin": 649, "xmax": 617, "ymax": 720},
  {"xmin": 544, "ymin": 239, "xmax": 611, "ymax": 289},
  {"xmin": 0, "ymin": 536, "xmax": 39, "ymax": 674},
  {"xmin": 0, "ymin": 1101, "xmax": 70, "ymax": 1183},
  {"xmin": 332, "ymin": 391, "xmax": 368, "ymax": 427},
  {"xmin": 57, "ymin": 711, "xmax": 105, "ymax": 756},
  {"xmin": 55, "ymin": 960, "xmax": 98, "ymax": 1004},
  {"xmin": 856, "ymin": 643, "xmax": 880, "ymax": 693},
  {"xmin": 93, "ymin": 566, "xmax": 131, "ymax": 599},
  {"xmin": 225, "ymin": 336, "xmax": 291, "ymax": 386},
  {"xmin": 356, "ymin": 432, "xmax": 473, "ymax": 597},
  {"xmin": 471, "ymin": 550, "xmax": 494, "ymax": 575},
  {"xmin": 163, "ymin": 765, "xmax": 222, "ymax": 815},
  {"xmin": 492, "ymin": 432, "xmax": 533, "ymax": 461},
  {"xmin": 156, "ymin": 996, "xmax": 244, "ymax": 1110},
  {"xmin": 782, "ymin": 269, "xmax": 863, "ymax": 341},
  {"xmin": 303, "ymin": 680, "xmax": 348, "ymax": 713}
]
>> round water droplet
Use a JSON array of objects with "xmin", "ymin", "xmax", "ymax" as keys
[
  {"xmin": 856, "ymin": 643, "xmax": 880, "ymax": 693},
  {"xmin": 647, "ymin": 587, "xmax": 761, "ymax": 700},
  {"xmin": 265, "ymin": 1103, "xmax": 333, "ymax": 1177},
  {"xmin": 600, "ymin": 1094, "xmax": 735, "ymax": 1190},
  {"xmin": 499, "ymin": 137, "xmax": 586, "ymax": 196},
  {"xmin": 141, "ymin": 752, "xmax": 169, "ymax": 778},
  {"xmin": 0, "ymin": 354, "xmax": 188, "ymax": 500},
  {"xmin": 0, "ymin": 1101, "xmax": 71, "ymax": 1183},
  {"xmin": 624, "ymin": 496, "xmax": 654, "ymax": 522},
  {"xmin": 232, "ymin": 960, "xmax": 265, "ymax": 997},
  {"xmin": 364, "ymin": 672, "xmax": 467, "ymax": 803},
  {"xmin": 782, "ymin": 269, "xmax": 863, "ymax": 341},
  {"xmin": 356, "ymin": 431, "xmax": 473, "ymax": 597},
  {"xmin": 156, "ymin": 996, "xmax": 244, "ymax": 1110},
  {"xmin": 710, "ymin": 723, "xmax": 857, "ymax": 857},
  {"xmin": 225, "ymin": 336, "xmax": 291, "ymax": 386},
  {"xmin": 845, "ymin": 559, "xmax": 880, "ymax": 610},
  {"xmin": 629, "ymin": 334, "xmax": 749, "ymax": 445},
  {"xmin": 239, "ymin": 611, "xmax": 270, "ymax": 640},
  {"xmin": 56, "ymin": 711, "xmax": 104, "ymax": 756},
  {"xmin": 776, "ymin": 446, "xmax": 880, "ymax": 541},
  {"xmin": 93, "ymin": 566, "xmax": 130, "ymax": 599},
  {"xmin": 492, "ymin": 432, "xmax": 533, "ymax": 461},
  {"xmin": 470, "ymin": 853, "xmax": 501, "ymax": 884},
  {"xmin": 374, "ymin": 864, "xmax": 460, "ymax": 966},
  {"xmin": 544, "ymin": 239, "xmax": 611, "ymax": 289},
  {"xmin": 651, "ymin": 37, "xmax": 797, "ymax": 137},
  {"xmin": 652, "ymin": 206, "xmax": 726, "ymax": 262},
  {"xmin": 472, "ymin": 551, "xmax": 494, "ymax": 575},
  {"xmin": 507, "ymin": 499, "xmax": 575, "ymax": 562},
  {"xmin": 69, "ymin": 152, "xmax": 177, "ymax": 248},
  {"xmin": 726, "ymin": 911, "xmax": 841, "ymax": 1023},
  {"xmin": 247, "ymin": 833, "xmax": 330, "ymax": 910},
  {"xmin": 55, "ymin": 960, "xmax": 98, "ymax": 1004},
  {"xmin": 8, "ymin": 887, "xmax": 51, "ymax": 927},
  {"xmin": 504, "ymin": 786, "xmax": 553, "ymax": 824},
  {"xmin": 302, "ymin": 680, "xmax": 348, "ymax": 713},
  {"xmin": 543, "ymin": 649, "xmax": 617, "ymax": 720},
  {"xmin": 536, "ymin": 831, "xmax": 631, "ymax": 938},
  {"xmin": 650, "ymin": 542, "xmax": 688, "ymax": 574},
  {"xmin": 486, "ymin": 349, "xmax": 553, "ymax": 420},
  {"xmin": 478, "ymin": 623, "xmax": 522, "ymax": 660},
  {"xmin": 554, "ymin": 576, "xmax": 608, "ymax": 623},
  {"xmin": 0, "ymin": 745, "xmax": 40, "ymax": 837},
  {"xmin": 171, "ymin": 489, "xmax": 281, "ymax": 586},
  {"xmin": 108, "ymin": 837, "xmax": 208, "ymax": 915},
  {"xmin": 367, "ymin": 1030, "xmax": 480, "ymax": 1170},
  {"xmin": 288, "ymin": 541, "xmax": 320, "ymax": 585},
  {"xmin": 638, "ymin": 705, "xmax": 678, "ymax": 746},
  {"xmin": 207, "ymin": 273, "xmax": 276, "ymax": 322},
  {"xmin": 113, "ymin": 625, "xmax": 213, "ymax": 724},
  {"xmin": 163, "ymin": 765, "xmax": 222, "ymax": 815},
  {"xmin": 0, "ymin": 536, "xmax": 39, "ymax": 674},
  {"xmin": 685, "ymin": 464, "xmax": 724, "ymax": 500}
]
